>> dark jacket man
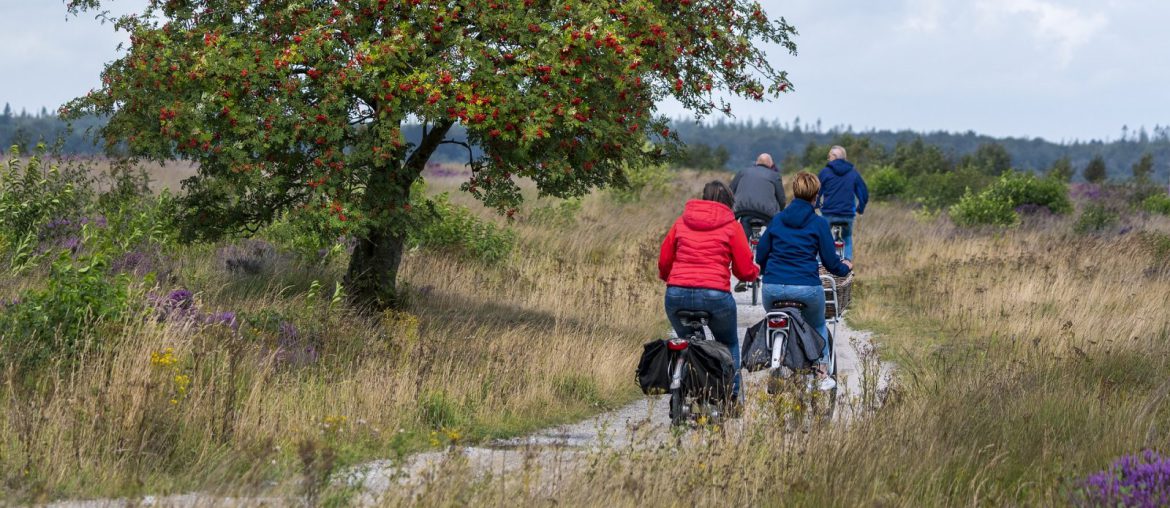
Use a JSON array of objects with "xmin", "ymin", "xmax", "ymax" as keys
[
  {"xmin": 730, "ymin": 156, "xmax": 786, "ymax": 225},
  {"xmin": 816, "ymin": 158, "xmax": 869, "ymax": 218}
]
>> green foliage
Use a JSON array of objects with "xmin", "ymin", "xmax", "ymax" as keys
[
  {"xmin": 949, "ymin": 172, "xmax": 1071, "ymax": 227},
  {"xmin": 1140, "ymin": 193, "xmax": 1170, "ymax": 215},
  {"xmin": 949, "ymin": 190, "xmax": 1019, "ymax": 227},
  {"xmin": 1073, "ymin": 204, "xmax": 1119, "ymax": 234},
  {"xmin": 983, "ymin": 172, "xmax": 1072, "ymax": 214},
  {"xmin": 0, "ymin": 145, "xmax": 93, "ymax": 243},
  {"xmin": 799, "ymin": 134, "xmax": 890, "ymax": 171},
  {"xmin": 608, "ymin": 162, "xmax": 670, "ymax": 203},
  {"xmin": 0, "ymin": 253, "xmax": 131, "ymax": 377},
  {"xmin": 1083, "ymin": 155, "xmax": 1108, "ymax": 183},
  {"xmin": 905, "ymin": 167, "xmax": 992, "ymax": 210},
  {"xmin": 867, "ymin": 165, "xmax": 909, "ymax": 201},
  {"xmin": 1132, "ymin": 152, "xmax": 1155, "ymax": 184},
  {"xmin": 959, "ymin": 142, "xmax": 1012, "ymax": 177},
  {"xmin": 1047, "ymin": 156, "xmax": 1074, "ymax": 182},
  {"xmin": 674, "ymin": 143, "xmax": 730, "ymax": 170},
  {"xmin": 407, "ymin": 193, "xmax": 515, "ymax": 264},
  {"xmin": 894, "ymin": 137, "xmax": 953, "ymax": 177}
]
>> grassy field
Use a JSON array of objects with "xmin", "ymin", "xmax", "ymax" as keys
[
  {"xmin": 3, "ymin": 156, "xmax": 1170, "ymax": 505},
  {"xmin": 0, "ymin": 159, "xmax": 678, "ymax": 503}
]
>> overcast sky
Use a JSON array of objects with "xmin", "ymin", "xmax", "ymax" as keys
[{"xmin": 1, "ymin": 0, "xmax": 1166, "ymax": 142}]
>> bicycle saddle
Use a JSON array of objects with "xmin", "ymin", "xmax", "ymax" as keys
[
  {"xmin": 675, "ymin": 310, "xmax": 711, "ymax": 321},
  {"xmin": 748, "ymin": 218, "xmax": 768, "ymax": 227},
  {"xmin": 771, "ymin": 300, "xmax": 807, "ymax": 310},
  {"xmin": 829, "ymin": 221, "xmax": 849, "ymax": 227}
]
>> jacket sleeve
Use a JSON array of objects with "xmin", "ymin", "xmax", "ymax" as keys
[
  {"xmin": 658, "ymin": 222, "xmax": 678, "ymax": 282},
  {"xmin": 729, "ymin": 225, "xmax": 760, "ymax": 282},
  {"xmin": 774, "ymin": 175, "xmax": 787, "ymax": 209},
  {"xmin": 817, "ymin": 221, "xmax": 852, "ymax": 276},
  {"xmin": 855, "ymin": 173, "xmax": 869, "ymax": 215},
  {"xmin": 730, "ymin": 170, "xmax": 742, "ymax": 193}
]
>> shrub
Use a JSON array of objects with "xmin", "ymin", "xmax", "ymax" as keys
[
  {"xmin": 982, "ymin": 172, "xmax": 1072, "ymax": 214},
  {"xmin": 408, "ymin": 193, "xmax": 515, "ymax": 264},
  {"xmin": 949, "ymin": 172, "xmax": 1072, "ymax": 227},
  {"xmin": 0, "ymin": 145, "xmax": 93, "ymax": 248},
  {"xmin": 1141, "ymin": 194, "xmax": 1170, "ymax": 215},
  {"xmin": 907, "ymin": 167, "xmax": 993, "ymax": 211},
  {"xmin": 1073, "ymin": 204, "xmax": 1119, "ymax": 234},
  {"xmin": 1076, "ymin": 450, "xmax": 1170, "ymax": 507},
  {"xmin": 867, "ymin": 165, "xmax": 909, "ymax": 201},
  {"xmin": 949, "ymin": 190, "xmax": 1018, "ymax": 227},
  {"xmin": 527, "ymin": 197, "xmax": 583, "ymax": 227},
  {"xmin": 0, "ymin": 253, "xmax": 131, "ymax": 377}
]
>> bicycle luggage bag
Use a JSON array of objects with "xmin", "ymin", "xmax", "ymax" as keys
[
  {"xmin": 682, "ymin": 340, "xmax": 735, "ymax": 402},
  {"xmin": 741, "ymin": 318, "xmax": 770, "ymax": 372},
  {"xmin": 636, "ymin": 339, "xmax": 672, "ymax": 394}
]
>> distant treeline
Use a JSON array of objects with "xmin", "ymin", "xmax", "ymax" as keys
[
  {"xmin": 669, "ymin": 118, "xmax": 1170, "ymax": 183},
  {"xmin": 5, "ymin": 102, "xmax": 1167, "ymax": 182}
]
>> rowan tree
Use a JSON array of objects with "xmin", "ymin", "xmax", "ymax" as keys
[{"xmin": 65, "ymin": 0, "xmax": 797, "ymax": 309}]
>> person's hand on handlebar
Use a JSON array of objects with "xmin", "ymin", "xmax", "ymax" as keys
[{"xmin": 843, "ymin": 259, "xmax": 853, "ymax": 270}]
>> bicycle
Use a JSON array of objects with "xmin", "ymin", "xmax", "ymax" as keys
[
  {"xmin": 829, "ymin": 221, "xmax": 848, "ymax": 260},
  {"xmin": 667, "ymin": 309, "xmax": 730, "ymax": 427},
  {"xmin": 746, "ymin": 218, "xmax": 767, "ymax": 305},
  {"xmin": 763, "ymin": 287, "xmax": 840, "ymax": 417}
]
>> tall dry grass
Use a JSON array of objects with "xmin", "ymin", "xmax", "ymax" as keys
[
  {"xmin": 379, "ymin": 199, "xmax": 1170, "ymax": 506},
  {"xmin": 0, "ymin": 172, "xmax": 692, "ymax": 502}
]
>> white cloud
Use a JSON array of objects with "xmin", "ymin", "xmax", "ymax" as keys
[
  {"xmin": 976, "ymin": 0, "xmax": 1107, "ymax": 66},
  {"xmin": 902, "ymin": 0, "xmax": 945, "ymax": 32}
]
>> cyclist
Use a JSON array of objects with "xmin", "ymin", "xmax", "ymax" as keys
[
  {"xmin": 756, "ymin": 172, "xmax": 852, "ymax": 387},
  {"xmin": 730, "ymin": 153, "xmax": 786, "ymax": 291},
  {"xmin": 816, "ymin": 146, "xmax": 868, "ymax": 261},
  {"xmin": 659, "ymin": 181, "xmax": 759, "ymax": 400}
]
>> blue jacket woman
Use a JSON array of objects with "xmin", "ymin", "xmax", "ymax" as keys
[{"xmin": 756, "ymin": 171, "xmax": 852, "ymax": 385}]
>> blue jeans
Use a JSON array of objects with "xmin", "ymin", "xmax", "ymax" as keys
[
  {"xmin": 821, "ymin": 215, "xmax": 854, "ymax": 261},
  {"xmin": 664, "ymin": 286, "xmax": 741, "ymax": 397},
  {"xmin": 762, "ymin": 283, "xmax": 829, "ymax": 364}
]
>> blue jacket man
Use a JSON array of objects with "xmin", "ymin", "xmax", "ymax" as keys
[{"xmin": 816, "ymin": 146, "xmax": 868, "ymax": 260}]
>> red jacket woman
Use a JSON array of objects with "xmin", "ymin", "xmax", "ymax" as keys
[{"xmin": 658, "ymin": 181, "xmax": 758, "ymax": 400}]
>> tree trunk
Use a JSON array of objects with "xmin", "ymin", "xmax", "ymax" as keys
[
  {"xmin": 343, "ymin": 119, "xmax": 454, "ymax": 311},
  {"xmin": 344, "ymin": 227, "xmax": 406, "ymax": 311}
]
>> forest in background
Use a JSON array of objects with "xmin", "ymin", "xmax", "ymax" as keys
[{"xmin": 3, "ymin": 102, "xmax": 1168, "ymax": 183}]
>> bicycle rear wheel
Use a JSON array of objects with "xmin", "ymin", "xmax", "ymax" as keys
[
  {"xmin": 751, "ymin": 281, "xmax": 759, "ymax": 306},
  {"xmin": 669, "ymin": 387, "xmax": 685, "ymax": 426}
]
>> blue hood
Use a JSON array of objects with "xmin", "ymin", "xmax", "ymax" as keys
[
  {"xmin": 827, "ymin": 159, "xmax": 855, "ymax": 176},
  {"xmin": 780, "ymin": 199, "xmax": 817, "ymax": 229}
]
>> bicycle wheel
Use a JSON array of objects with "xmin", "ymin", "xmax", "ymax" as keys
[
  {"xmin": 751, "ymin": 281, "xmax": 759, "ymax": 306},
  {"xmin": 669, "ymin": 387, "xmax": 685, "ymax": 426}
]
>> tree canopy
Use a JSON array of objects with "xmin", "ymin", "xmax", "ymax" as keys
[{"xmin": 65, "ymin": 0, "xmax": 797, "ymax": 308}]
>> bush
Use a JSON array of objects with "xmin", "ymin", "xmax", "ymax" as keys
[
  {"xmin": 949, "ymin": 190, "xmax": 1019, "ymax": 227},
  {"xmin": 408, "ymin": 193, "xmax": 515, "ymax": 264},
  {"xmin": 1141, "ymin": 193, "xmax": 1170, "ymax": 215},
  {"xmin": 982, "ymin": 172, "xmax": 1072, "ymax": 214},
  {"xmin": 867, "ymin": 165, "xmax": 909, "ymax": 201},
  {"xmin": 0, "ymin": 253, "xmax": 131, "ymax": 377},
  {"xmin": 526, "ymin": 198, "xmax": 583, "ymax": 227},
  {"xmin": 906, "ymin": 167, "xmax": 993, "ymax": 211},
  {"xmin": 949, "ymin": 172, "xmax": 1072, "ymax": 227},
  {"xmin": 0, "ymin": 145, "xmax": 93, "ymax": 249},
  {"xmin": 1073, "ymin": 204, "xmax": 1119, "ymax": 234}
]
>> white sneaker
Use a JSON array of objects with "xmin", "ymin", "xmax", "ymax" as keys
[{"xmin": 818, "ymin": 377, "xmax": 837, "ymax": 391}]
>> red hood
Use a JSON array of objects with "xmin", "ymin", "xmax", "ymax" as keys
[{"xmin": 681, "ymin": 200, "xmax": 735, "ymax": 231}]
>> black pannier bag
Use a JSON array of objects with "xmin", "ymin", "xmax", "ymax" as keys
[
  {"xmin": 741, "ymin": 318, "xmax": 770, "ymax": 372},
  {"xmin": 681, "ymin": 340, "xmax": 734, "ymax": 402},
  {"xmin": 636, "ymin": 339, "xmax": 671, "ymax": 394}
]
